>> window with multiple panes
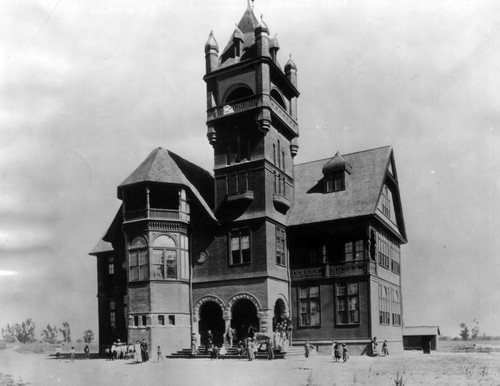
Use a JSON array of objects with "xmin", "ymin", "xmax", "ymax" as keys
[
  {"xmin": 274, "ymin": 173, "xmax": 287, "ymax": 196},
  {"xmin": 152, "ymin": 235, "xmax": 177, "ymax": 279},
  {"xmin": 230, "ymin": 228, "xmax": 251, "ymax": 265},
  {"xmin": 390, "ymin": 243, "xmax": 401, "ymax": 275},
  {"xmin": 108, "ymin": 256, "xmax": 114, "ymax": 275},
  {"xmin": 378, "ymin": 285, "xmax": 391, "ymax": 325},
  {"xmin": 134, "ymin": 316, "xmax": 139, "ymax": 326},
  {"xmin": 129, "ymin": 236, "xmax": 148, "ymax": 281},
  {"xmin": 336, "ymin": 282, "xmax": 359, "ymax": 325},
  {"xmin": 344, "ymin": 240, "xmax": 365, "ymax": 261},
  {"xmin": 325, "ymin": 172, "xmax": 345, "ymax": 193},
  {"xmin": 391, "ymin": 289, "xmax": 401, "ymax": 326},
  {"xmin": 158, "ymin": 315, "xmax": 165, "ymax": 326},
  {"xmin": 381, "ymin": 186, "xmax": 391, "ymax": 218},
  {"xmin": 299, "ymin": 286, "xmax": 320, "ymax": 326},
  {"xmin": 276, "ymin": 226, "xmax": 286, "ymax": 266},
  {"xmin": 142, "ymin": 315, "xmax": 147, "ymax": 327},
  {"xmin": 168, "ymin": 315, "xmax": 175, "ymax": 325},
  {"xmin": 110, "ymin": 301, "xmax": 116, "ymax": 328},
  {"xmin": 377, "ymin": 232, "xmax": 390, "ymax": 269}
]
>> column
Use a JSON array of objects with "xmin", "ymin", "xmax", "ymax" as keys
[
  {"xmin": 222, "ymin": 310, "xmax": 232, "ymax": 347},
  {"xmin": 257, "ymin": 309, "xmax": 273, "ymax": 334}
]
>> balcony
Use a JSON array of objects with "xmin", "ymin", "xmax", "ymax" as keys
[
  {"xmin": 273, "ymin": 193, "xmax": 290, "ymax": 213},
  {"xmin": 207, "ymin": 96, "xmax": 260, "ymax": 121},
  {"xmin": 291, "ymin": 260, "xmax": 377, "ymax": 281},
  {"xmin": 206, "ymin": 95, "xmax": 299, "ymax": 136},
  {"xmin": 227, "ymin": 190, "xmax": 254, "ymax": 202},
  {"xmin": 124, "ymin": 208, "xmax": 189, "ymax": 223},
  {"xmin": 269, "ymin": 98, "xmax": 299, "ymax": 135}
]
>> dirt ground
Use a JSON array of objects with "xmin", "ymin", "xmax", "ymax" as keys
[{"xmin": 0, "ymin": 348, "xmax": 499, "ymax": 386}]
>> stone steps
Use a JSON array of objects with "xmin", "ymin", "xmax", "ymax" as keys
[{"xmin": 167, "ymin": 346, "xmax": 286, "ymax": 360}]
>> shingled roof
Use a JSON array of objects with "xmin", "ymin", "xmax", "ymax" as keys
[
  {"xmin": 118, "ymin": 147, "xmax": 216, "ymax": 222},
  {"xmin": 289, "ymin": 146, "xmax": 401, "ymax": 232}
]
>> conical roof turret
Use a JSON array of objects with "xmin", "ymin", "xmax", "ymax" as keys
[
  {"xmin": 285, "ymin": 55, "xmax": 297, "ymax": 72},
  {"xmin": 205, "ymin": 30, "xmax": 219, "ymax": 54}
]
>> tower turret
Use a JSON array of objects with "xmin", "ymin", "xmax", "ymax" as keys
[{"xmin": 204, "ymin": 31, "xmax": 219, "ymax": 73}]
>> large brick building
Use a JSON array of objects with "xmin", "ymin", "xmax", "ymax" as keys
[{"xmin": 90, "ymin": 2, "xmax": 407, "ymax": 355}]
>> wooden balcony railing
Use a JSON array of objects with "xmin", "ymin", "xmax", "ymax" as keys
[
  {"xmin": 124, "ymin": 208, "xmax": 189, "ymax": 223},
  {"xmin": 291, "ymin": 260, "xmax": 377, "ymax": 281}
]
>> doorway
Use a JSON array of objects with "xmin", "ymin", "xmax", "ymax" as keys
[
  {"xmin": 231, "ymin": 298, "xmax": 258, "ymax": 343},
  {"xmin": 198, "ymin": 301, "xmax": 225, "ymax": 347}
]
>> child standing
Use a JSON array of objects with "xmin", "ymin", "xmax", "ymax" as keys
[
  {"xmin": 157, "ymin": 345, "xmax": 163, "ymax": 362},
  {"xmin": 70, "ymin": 347, "xmax": 75, "ymax": 363}
]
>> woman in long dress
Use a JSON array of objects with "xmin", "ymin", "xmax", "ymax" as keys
[
  {"xmin": 247, "ymin": 338, "xmax": 255, "ymax": 361},
  {"xmin": 134, "ymin": 341, "xmax": 142, "ymax": 363}
]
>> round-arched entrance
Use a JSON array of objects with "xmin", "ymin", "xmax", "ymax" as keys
[
  {"xmin": 198, "ymin": 301, "xmax": 225, "ymax": 347},
  {"xmin": 273, "ymin": 298, "xmax": 287, "ymax": 330},
  {"xmin": 231, "ymin": 298, "xmax": 259, "ymax": 343}
]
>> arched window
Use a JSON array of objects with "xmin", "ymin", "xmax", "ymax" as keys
[
  {"xmin": 151, "ymin": 234, "xmax": 189, "ymax": 280},
  {"xmin": 152, "ymin": 235, "xmax": 177, "ymax": 279},
  {"xmin": 129, "ymin": 236, "xmax": 148, "ymax": 281},
  {"xmin": 225, "ymin": 86, "xmax": 253, "ymax": 103},
  {"xmin": 271, "ymin": 89, "xmax": 286, "ymax": 109}
]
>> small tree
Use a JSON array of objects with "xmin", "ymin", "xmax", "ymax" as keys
[
  {"xmin": 460, "ymin": 323, "xmax": 470, "ymax": 341},
  {"xmin": 59, "ymin": 322, "xmax": 71, "ymax": 343},
  {"xmin": 471, "ymin": 319, "xmax": 480, "ymax": 340},
  {"xmin": 1, "ymin": 324, "xmax": 17, "ymax": 343},
  {"xmin": 83, "ymin": 329, "xmax": 94, "ymax": 343},
  {"xmin": 41, "ymin": 324, "xmax": 59, "ymax": 344},
  {"xmin": 15, "ymin": 318, "xmax": 36, "ymax": 344}
]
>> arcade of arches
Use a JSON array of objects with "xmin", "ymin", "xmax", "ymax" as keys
[{"xmin": 195, "ymin": 295, "xmax": 289, "ymax": 347}]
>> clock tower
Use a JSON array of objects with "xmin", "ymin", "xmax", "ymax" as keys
[{"xmin": 193, "ymin": 1, "xmax": 300, "ymax": 339}]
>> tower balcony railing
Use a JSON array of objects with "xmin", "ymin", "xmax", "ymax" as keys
[
  {"xmin": 291, "ymin": 259, "xmax": 377, "ymax": 281},
  {"xmin": 124, "ymin": 208, "xmax": 190, "ymax": 223},
  {"xmin": 207, "ymin": 95, "xmax": 260, "ymax": 121},
  {"xmin": 206, "ymin": 95, "xmax": 299, "ymax": 135},
  {"xmin": 269, "ymin": 98, "xmax": 299, "ymax": 134}
]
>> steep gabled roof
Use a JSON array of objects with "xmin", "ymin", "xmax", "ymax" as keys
[
  {"xmin": 89, "ymin": 206, "xmax": 122, "ymax": 255},
  {"xmin": 289, "ymin": 146, "xmax": 405, "ymax": 241},
  {"xmin": 89, "ymin": 238, "xmax": 113, "ymax": 255},
  {"xmin": 118, "ymin": 147, "xmax": 216, "ymax": 222}
]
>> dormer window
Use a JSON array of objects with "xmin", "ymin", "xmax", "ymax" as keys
[
  {"xmin": 325, "ymin": 172, "xmax": 345, "ymax": 193},
  {"xmin": 322, "ymin": 151, "xmax": 352, "ymax": 194}
]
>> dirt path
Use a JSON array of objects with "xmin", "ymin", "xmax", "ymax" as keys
[{"xmin": 0, "ymin": 348, "xmax": 499, "ymax": 385}]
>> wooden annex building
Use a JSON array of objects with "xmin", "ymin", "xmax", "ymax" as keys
[{"xmin": 90, "ymin": 2, "xmax": 408, "ymax": 356}]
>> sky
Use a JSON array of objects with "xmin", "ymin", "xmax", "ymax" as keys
[{"xmin": 1, "ymin": 0, "xmax": 499, "ymax": 340}]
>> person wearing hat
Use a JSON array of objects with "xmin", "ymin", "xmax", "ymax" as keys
[{"xmin": 342, "ymin": 343, "xmax": 349, "ymax": 362}]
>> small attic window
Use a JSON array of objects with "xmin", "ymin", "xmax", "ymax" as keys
[
  {"xmin": 322, "ymin": 151, "xmax": 351, "ymax": 193},
  {"xmin": 325, "ymin": 172, "xmax": 345, "ymax": 193}
]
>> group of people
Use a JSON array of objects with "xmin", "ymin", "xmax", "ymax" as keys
[
  {"xmin": 206, "ymin": 335, "xmax": 276, "ymax": 361},
  {"xmin": 370, "ymin": 337, "xmax": 389, "ymax": 357},
  {"xmin": 303, "ymin": 337, "xmax": 390, "ymax": 361},
  {"xmin": 331, "ymin": 341, "xmax": 349, "ymax": 362},
  {"xmin": 104, "ymin": 339, "xmax": 151, "ymax": 362}
]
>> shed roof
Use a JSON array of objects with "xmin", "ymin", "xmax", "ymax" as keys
[
  {"xmin": 289, "ymin": 146, "xmax": 395, "ymax": 226},
  {"xmin": 403, "ymin": 326, "xmax": 441, "ymax": 336}
]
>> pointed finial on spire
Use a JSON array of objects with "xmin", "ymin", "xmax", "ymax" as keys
[{"xmin": 258, "ymin": 13, "xmax": 269, "ymax": 34}]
